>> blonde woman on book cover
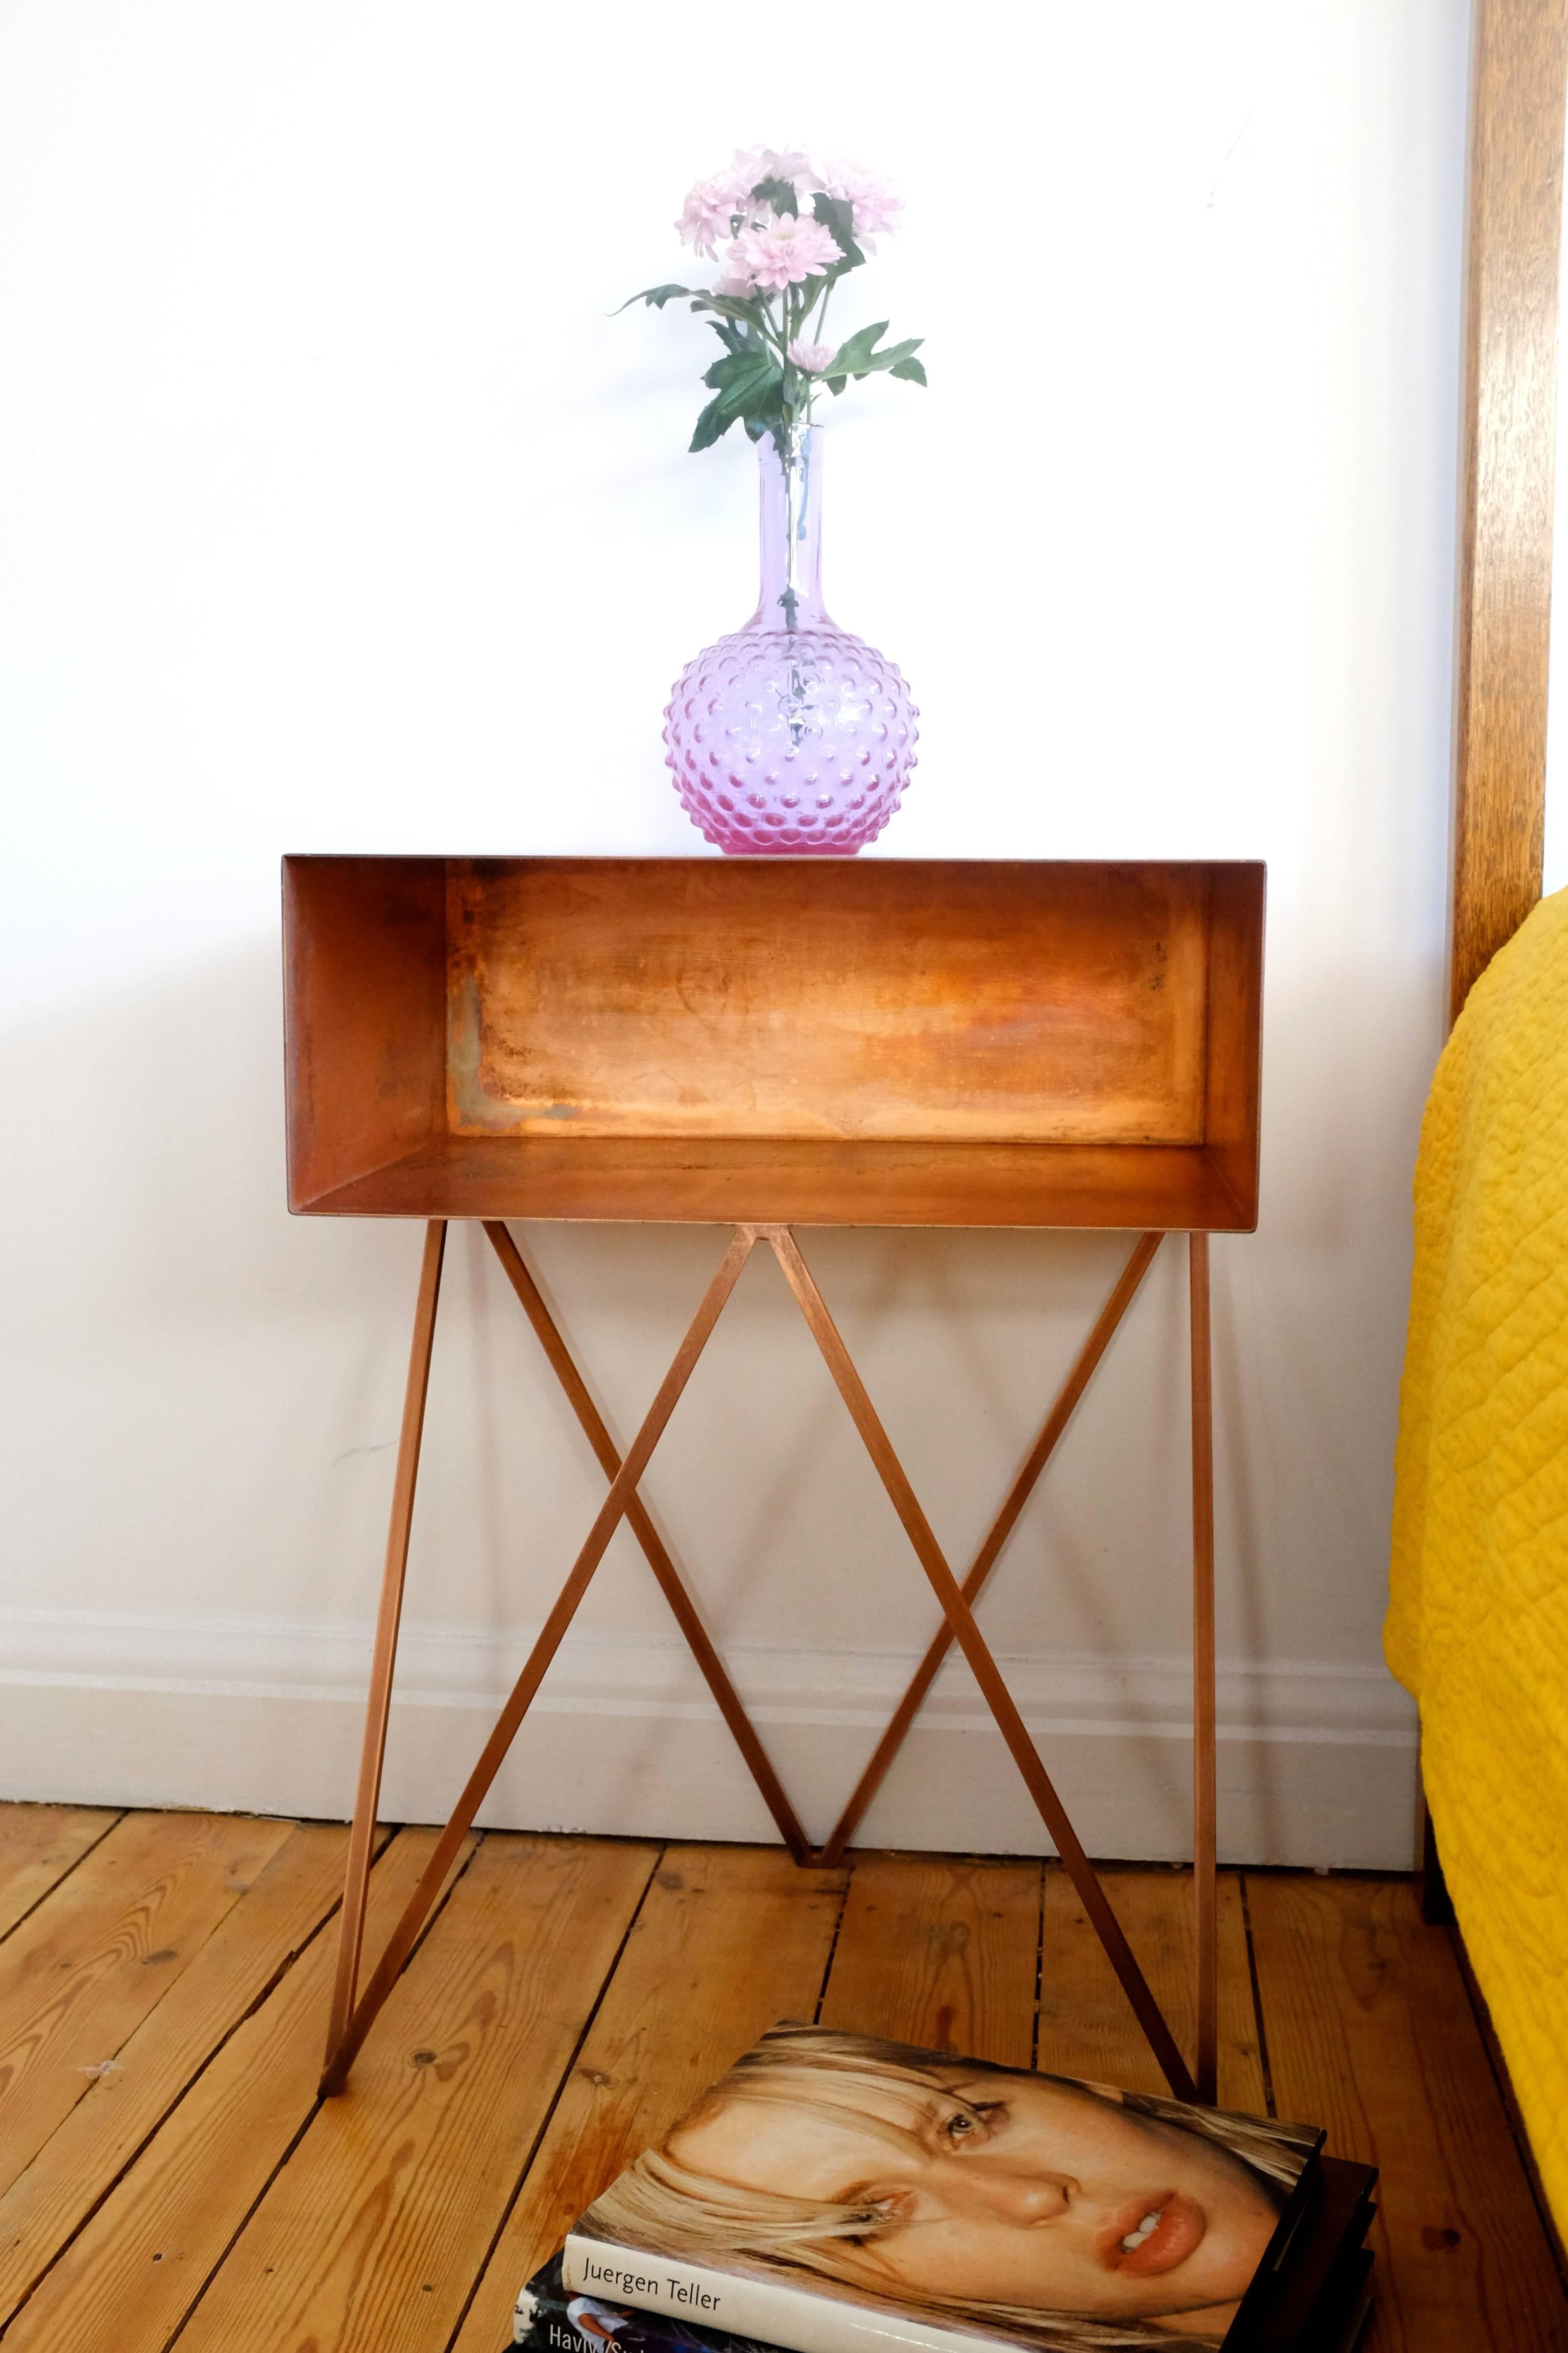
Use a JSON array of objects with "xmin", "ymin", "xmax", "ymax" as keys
[{"xmin": 577, "ymin": 2026, "xmax": 1316, "ymax": 2351}]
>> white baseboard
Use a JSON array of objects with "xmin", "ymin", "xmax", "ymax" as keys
[{"xmin": 0, "ymin": 1609, "xmax": 1418, "ymax": 1868}]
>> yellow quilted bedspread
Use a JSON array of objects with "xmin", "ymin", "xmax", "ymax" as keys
[{"xmin": 1387, "ymin": 886, "xmax": 1568, "ymax": 2230}]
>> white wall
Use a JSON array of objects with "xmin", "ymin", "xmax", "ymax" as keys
[{"xmin": 0, "ymin": 2, "xmax": 1466, "ymax": 1866}]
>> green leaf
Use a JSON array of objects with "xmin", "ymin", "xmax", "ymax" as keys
[
  {"xmin": 826, "ymin": 320, "xmax": 889, "ymax": 376},
  {"xmin": 751, "ymin": 175, "xmax": 798, "ymax": 216},
  {"xmin": 819, "ymin": 328, "xmax": 926, "ymax": 398},
  {"xmin": 690, "ymin": 392, "xmax": 737, "ymax": 453},
  {"xmin": 690, "ymin": 353, "xmax": 785, "ymax": 452},
  {"xmin": 704, "ymin": 310, "xmax": 767, "ymax": 362},
  {"xmin": 745, "ymin": 370, "xmax": 786, "ymax": 423},
  {"xmin": 811, "ymin": 193, "xmax": 863, "ymax": 269},
  {"xmin": 854, "ymin": 336, "xmax": 925, "ymax": 376},
  {"xmin": 615, "ymin": 283, "xmax": 694, "ymax": 313},
  {"xmin": 702, "ymin": 349, "xmax": 777, "ymax": 397},
  {"xmin": 693, "ymin": 293, "xmax": 770, "ymax": 331},
  {"xmin": 819, "ymin": 328, "xmax": 926, "ymax": 388}
]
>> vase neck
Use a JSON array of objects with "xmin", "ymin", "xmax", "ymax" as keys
[{"xmin": 754, "ymin": 424, "xmax": 827, "ymax": 631}]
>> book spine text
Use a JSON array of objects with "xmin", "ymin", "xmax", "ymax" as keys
[{"xmin": 561, "ymin": 2235, "xmax": 991, "ymax": 2353}]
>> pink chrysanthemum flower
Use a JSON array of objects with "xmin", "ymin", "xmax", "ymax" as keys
[
  {"xmin": 731, "ymin": 146, "xmax": 818, "ymax": 204},
  {"xmin": 817, "ymin": 160, "xmax": 903, "ymax": 245},
  {"xmin": 787, "ymin": 341, "xmax": 837, "ymax": 374},
  {"xmin": 679, "ymin": 149, "xmax": 821, "ymax": 256},
  {"xmin": 714, "ymin": 265, "xmax": 758, "ymax": 298},
  {"xmin": 677, "ymin": 172, "xmax": 744, "ymax": 258},
  {"xmin": 729, "ymin": 211, "xmax": 841, "ymax": 290}
]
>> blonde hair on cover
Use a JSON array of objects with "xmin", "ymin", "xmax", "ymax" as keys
[{"xmin": 578, "ymin": 2026, "xmax": 1313, "ymax": 2353}]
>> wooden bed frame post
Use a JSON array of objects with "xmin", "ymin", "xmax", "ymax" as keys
[
  {"xmin": 1422, "ymin": 0, "xmax": 1566, "ymax": 1919},
  {"xmin": 1449, "ymin": 0, "xmax": 1564, "ymax": 1030}
]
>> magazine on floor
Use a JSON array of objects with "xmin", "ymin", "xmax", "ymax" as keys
[{"xmin": 518, "ymin": 2022, "xmax": 1343, "ymax": 2353}]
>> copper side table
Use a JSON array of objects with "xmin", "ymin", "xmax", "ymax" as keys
[{"xmin": 283, "ymin": 855, "xmax": 1265, "ymax": 2106}]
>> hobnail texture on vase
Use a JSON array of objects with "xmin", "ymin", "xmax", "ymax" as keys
[
  {"xmin": 663, "ymin": 424, "xmax": 918, "ymax": 855},
  {"xmin": 664, "ymin": 625, "xmax": 918, "ymax": 855}
]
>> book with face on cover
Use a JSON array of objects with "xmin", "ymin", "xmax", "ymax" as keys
[
  {"xmin": 547, "ymin": 2024, "xmax": 1327, "ymax": 2353},
  {"xmin": 518, "ymin": 2157, "xmax": 1377, "ymax": 2353}
]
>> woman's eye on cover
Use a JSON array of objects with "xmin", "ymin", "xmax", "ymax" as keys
[
  {"xmin": 850, "ymin": 2189, "xmax": 910, "ymax": 2233},
  {"xmin": 942, "ymin": 2101, "xmax": 1001, "ymax": 2145}
]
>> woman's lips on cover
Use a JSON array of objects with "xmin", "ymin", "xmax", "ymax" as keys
[{"xmin": 1095, "ymin": 2191, "xmax": 1205, "ymax": 2277}]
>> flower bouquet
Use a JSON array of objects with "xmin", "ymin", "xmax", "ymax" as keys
[{"xmin": 624, "ymin": 149, "xmax": 924, "ymax": 854}]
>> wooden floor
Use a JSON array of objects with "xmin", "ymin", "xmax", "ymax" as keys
[{"xmin": 0, "ymin": 1808, "xmax": 1563, "ymax": 2351}]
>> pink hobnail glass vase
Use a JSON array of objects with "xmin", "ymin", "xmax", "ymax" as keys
[{"xmin": 664, "ymin": 424, "xmax": 918, "ymax": 854}]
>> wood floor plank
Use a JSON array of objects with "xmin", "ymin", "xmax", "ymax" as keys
[
  {"xmin": 0, "ymin": 1805, "xmax": 120, "ymax": 1944},
  {"xmin": 1036, "ymin": 1866, "xmax": 1263, "ymax": 2113},
  {"xmin": 0, "ymin": 1820, "xmax": 380, "ymax": 2326},
  {"xmin": 1246, "ymin": 1872, "xmax": 1568, "ymax": 2353},
  {"xmin": 451, "ymin": 1841, "xmax": 849, "ymax": 2353},
  {"xmin": 172, "ymin": 1833, "xmax": 659, "ymax": 2353},
  {"xmin": 0, "ymin": 1826, "xmax": 475, "ymax": 2353},
  {"xmin": 819, "ymin": 1851, "xmax": 1041, "ymax": 2064},
  {"xmin": 0, "ymin": 1809, "xmax": 294, "ymax": 2203}
]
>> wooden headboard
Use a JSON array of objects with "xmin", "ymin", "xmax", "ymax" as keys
[
  {"xmin": 1450, "ymin": 0, "xmax": 1567, "ymax": 1023},
  {"xmin": 1423, "ymin": 0, "xmax": 1567, "ymax": 1903}
]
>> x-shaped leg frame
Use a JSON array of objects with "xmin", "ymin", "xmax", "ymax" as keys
[{"xmin": 320, "ymin": 1219, "xmax": 1217, "ymax": 2106}]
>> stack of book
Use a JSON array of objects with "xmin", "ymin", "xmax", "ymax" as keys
[{"xmin": 514, "ymin": 2023, "xmax": 1375, "ymax": 2353}]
